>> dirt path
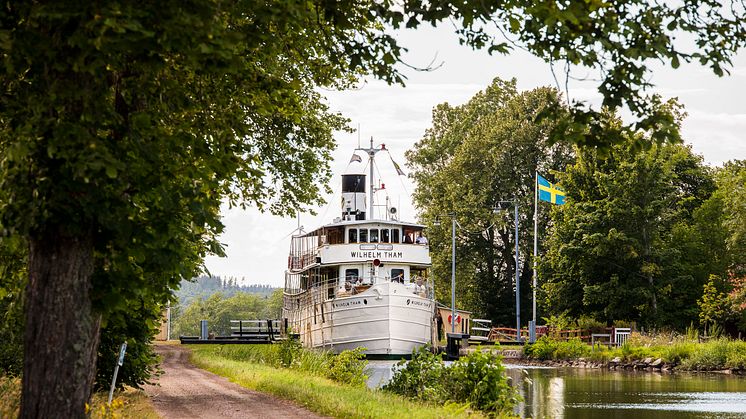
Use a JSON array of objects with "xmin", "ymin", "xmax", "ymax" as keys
[{"xmin": 144, "ymin": 344, "xmax": 326, "ymax": 419}]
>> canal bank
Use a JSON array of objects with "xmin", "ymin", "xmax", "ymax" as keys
[{"xmin": 503, "ymin": 356, "xmax": 746, "ymax": 375}]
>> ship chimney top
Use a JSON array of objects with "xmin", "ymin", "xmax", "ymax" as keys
[{"xmin": 341, "ymin": 174, "xmax": 366, "ymax": 220}]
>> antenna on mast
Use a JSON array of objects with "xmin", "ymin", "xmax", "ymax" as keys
[{"xmin": 355, "ymin": 137, "xmax": 386, "ymax": 221}]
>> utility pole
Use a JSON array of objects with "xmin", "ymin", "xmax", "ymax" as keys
[
  {"xmin": 514, "ymin": 200, "xmax": 521, "ymax": 343},
  {"xmin": 451, "ymin": 215, "xmax": 457, "ymax": 333}
]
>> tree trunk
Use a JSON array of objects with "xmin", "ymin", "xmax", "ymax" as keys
[{"xmin": 21, "ymin": 229, "xmax": 100, "ymax": 419}]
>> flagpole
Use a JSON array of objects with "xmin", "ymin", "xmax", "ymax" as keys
[{"xmin": 533, "ymin": 171, "xmax": 539, "ymax": 340}]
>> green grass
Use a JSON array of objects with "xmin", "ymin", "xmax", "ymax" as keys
[{"xmin": 189, "ymin": 345, "xmax": 488, "ymax": 418}]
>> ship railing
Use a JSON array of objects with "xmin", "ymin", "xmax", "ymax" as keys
[
  {"xmin": 284, "ymin": 275, "xmax": 434, "ymax": 300},
  {"xmin": 287, "ymin": 250, "xmax": 319, "ymax": 272}
]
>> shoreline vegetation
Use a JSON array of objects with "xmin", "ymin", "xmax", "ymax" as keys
[
  {"xmin": 510, "ymin": 333, "xmax": 746, "ymax": 373},
  {"xmin": 188, "ymin": 342, "xmax": 519, "ymax": 418}
]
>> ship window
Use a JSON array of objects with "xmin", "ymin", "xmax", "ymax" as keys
[
  {"xmin": 359, "ymin": 229, "xmax": 368, "ymax": 243},
  {"xmin": 381, "ymin": 229, "xmax": 390, "ymax": 243},
  {"xmin": 345, "ymin": 269, "xmax": 359, "ymax": 282},
  {"xmin": 392, "ymin": 229, "xmax": 400, "ymax": 243},
  {"xmin": 391, "ymin": 268, "xmax": 405, "ymax": 283},
  {"xmin": 348, "ymin": 229, "xmax": 357, "ymax": 243},
  {"xmin": 369, "ymin": 229, "xmax": 379, "ymax": 243}
]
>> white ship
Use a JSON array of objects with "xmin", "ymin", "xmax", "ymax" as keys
[{"xmin": 282, "ymin": 140, "xmax": 436, "ymax": 357}]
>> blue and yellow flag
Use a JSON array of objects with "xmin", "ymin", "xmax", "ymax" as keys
[{"xmin": 538, "ymin": 174, "xmax": 565, "ymax": 205}]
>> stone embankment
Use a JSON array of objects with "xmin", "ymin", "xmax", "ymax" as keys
[{"xmin": 503, "ymin": 355, "xmax": 746, "ymax": 375}]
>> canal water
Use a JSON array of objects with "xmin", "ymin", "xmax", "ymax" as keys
[{"xmin": 366, "ymin": 362, "xmax": 746, "ymax": 418}]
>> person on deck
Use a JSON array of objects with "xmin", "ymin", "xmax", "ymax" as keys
[{"xmin": 416, "ymin": 233, "xmax": 428, "ymax": 244}]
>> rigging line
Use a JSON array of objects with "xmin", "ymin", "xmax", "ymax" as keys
[{"xmin": 371, "ymin": 158, "xmax": 386, "ymax": 219}]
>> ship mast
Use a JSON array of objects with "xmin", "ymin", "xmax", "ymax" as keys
[{"xmin": 356, "ymin": 137, "xmax": 385, "ymax": 221}]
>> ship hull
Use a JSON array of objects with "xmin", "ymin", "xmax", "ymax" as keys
[{"xmin": 285, "ymin": 282, "xmax": 435, "ymax": 356}]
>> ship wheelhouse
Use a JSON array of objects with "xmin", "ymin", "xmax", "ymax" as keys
[{"xmin": 284, "ymin": 219, "xmax": 432, "ymax": 300}]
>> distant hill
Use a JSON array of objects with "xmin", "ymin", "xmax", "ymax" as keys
[{"xmin": 174, "ymin": 275, "xmax": 277, "ymax": 306}]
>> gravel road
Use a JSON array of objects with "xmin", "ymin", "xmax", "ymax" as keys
[{"xmin": 144, "ymin": 344, "xmax": 325, "ymax": 418}]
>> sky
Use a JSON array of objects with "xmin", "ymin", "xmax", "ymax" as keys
[{"xmin": 204, "ymin": 25, "xmax": 746, "ymax": 287}]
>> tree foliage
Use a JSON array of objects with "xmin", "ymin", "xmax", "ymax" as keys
[
  {"xmin": 539, "ymin": 113, "xmax": 724, "ymax": 329},
  {"xmin": 407, "ymin": 78, "xmax": 574, "ymax": 325},
  {"xmin": 386, "ymin": 0, "xmax": 746, "ymax": 147}
]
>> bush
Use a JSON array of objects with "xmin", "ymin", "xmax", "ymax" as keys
[
  {"xmin": 725, "ymin": 342, "xmax": 746, "ymax": 370},
  {"xmin": 326, "ymin": 347, "xmax": 368, "ymax": 387},
  {"xmin": 95, "ymin": 299, "xmax": 163, "ymax": 390},
  {"xmin": 445, "ymin": 350, "xmax": 519, "ymax": 415},
  {"xmin": 382, "ymin": 346, "xmax": 446, "ymax": 402},
  {"xmin": 384, "ymin": 346, "xmax": 519, "ymax": 416},
  {"xmin": 523, "ymin": 336, "xmax": 556, "ymax": 360},
  {"xmin": 661, "ymin": 342, "xmax": 696, "ymax": 364},
  {"xmin": 524, "ymin": 336, "xmax": 590, "ymax": 360},
  {"xmin": 576, "ymin": 316, "xmax": 606, "ymax": 333},
  {"xmin": 681, "ymin": 339, "xmax": 729, "ymax": 370},
  {"xmin": 278, "ymin": 337, "xmax": 303, "ymax": 368},
  {"xmin": 552, "ymin": 338, "xmax": 591, "ymax": 360}
]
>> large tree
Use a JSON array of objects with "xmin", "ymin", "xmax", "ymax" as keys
[
  {"xmin": 1, "ymin": 1, "xmax": 745, "ymax": 416},
  {"xmin": 1, "ymin": 2, "xmax": 348, "ymax": 417},
  {"xmin": 539, "ymin": 111, "xmax": 721, "ymax": 329},
  {"xmin": 407, "ymin": 78, "xmax": 574, "ymax": 325}
]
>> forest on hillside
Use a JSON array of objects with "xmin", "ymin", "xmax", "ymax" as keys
[{"xmin": 175, "ymin": 275, "xmax": 277, "ymax": 306}]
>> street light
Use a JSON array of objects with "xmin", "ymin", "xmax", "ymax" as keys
[
  {"xmin": 434, "ymin": 213, "xmax": 458, "ymax": 333},
  {"xmin": 434, "ymin": 204, "xmax": 520, "ymax": 341},
  {"xmin": 495, "ymin": 199, "xmax": 521, "ymax": 343}
]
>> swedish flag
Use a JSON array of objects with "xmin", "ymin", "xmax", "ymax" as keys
[{"xmin": 538, "ymin": 174, "xmax": 565, "ymax": 205}]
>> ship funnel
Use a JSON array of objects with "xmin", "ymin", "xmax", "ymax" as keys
[{"xmin": 342, "ymin": 174, "xmax": 366, "ymax": 220}]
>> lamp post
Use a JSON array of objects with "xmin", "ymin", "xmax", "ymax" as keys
[
  {"xmin": 435, "ymin": 213, "xmax": 459, "ymax": 333},
  {"xmin": 496, "ymin": 200, "xmax": 521, "ymax": 343}
]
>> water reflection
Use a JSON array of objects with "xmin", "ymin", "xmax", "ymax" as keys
[{"xmin": 506, "ymin": 366, "xmax": 746, "ymax": 418}]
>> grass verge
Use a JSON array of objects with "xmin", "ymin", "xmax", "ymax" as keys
[
  {"xmin": 189, "ymin": 344, "xmax": 486, "ymax": 418},
  {"xmin": 0, "ymin": 375, "xmax": 158, "ymax": 419}
]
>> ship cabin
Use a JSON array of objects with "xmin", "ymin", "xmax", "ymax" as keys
[{"xmin": 284, "ymin": 219, "xmax": 432, "ymax": 300}]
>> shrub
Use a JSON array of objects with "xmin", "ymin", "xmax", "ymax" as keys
[
  {"xmin": 681, "ymin": 339, "xmax": 729, "ymax": 370},
  {"xmin": 278, "ymin": 337, "xmax": 303, "ymax": 368},
  {"xmin": 445, "ymin": 350, "xmax": 520, "ymax": 415},
  {"xmin": 523, "ymin": 336, "xmax": 556, "ymax": 360},
  {"xmin": 326, "ymin": 347, "xmax": 368, "ymax": 387},
  {"xmin": 661, "ymin": 342, "xmax": 696, "ymax": 364},
  {"xmin": 576, "ymin": 316, "xmax": 606, "ymax": 333},
  {"xmin": 552, "ymin": 338, "xmax": 591, "ymax": 360},
  {"xmin": 384, "ymin": 346, "xmax": 519, "ymax": 416},
  {"xmin": 524, "ymin": 337, "xmax": 590, "ymax": 360},
  {"xmin": 725, "ymin": 342, "xmax": 746, "ymax": 370},
  {"xmin": 382, "ymin": 346, "xmax": 446, "ymax": 402}
]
